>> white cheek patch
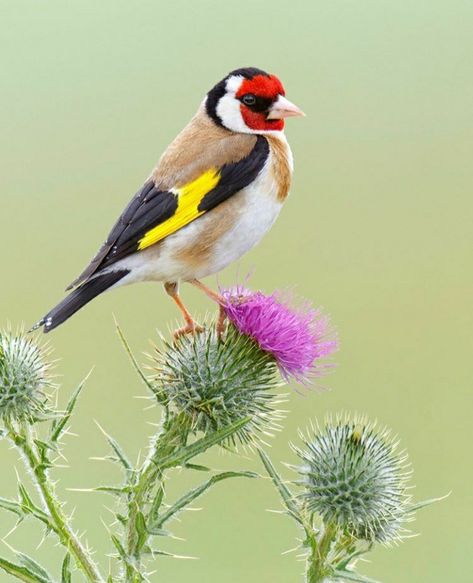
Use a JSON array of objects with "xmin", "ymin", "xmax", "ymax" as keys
[{"xmin": 216, "ymin": 93, "xmax": 249, "ymax": 133}]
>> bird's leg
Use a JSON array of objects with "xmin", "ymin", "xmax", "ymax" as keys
[
  {"xmin": 164, "ymin": 282, "xmax": 203, "ymax": 339},
  {"xmin": 189, "ymin": 279, "xmax": 227, "ymax": 336}
]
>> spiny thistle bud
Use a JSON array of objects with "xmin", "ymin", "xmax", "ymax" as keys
[
  {"xmin": 0, "ymin": 330, "xmax": 53, "ymax": 423},
  {"xmin": 148, "ymin": 324, "xmax": 285, "ymax": 446},
  {"xmin": 293, "ymin": 416, "xmax": 412, "ymax": 543},
  {"xmin": 222, "ymin": 287, "xmax": 337, "ymax": 383}
]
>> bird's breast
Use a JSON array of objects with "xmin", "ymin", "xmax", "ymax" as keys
[
  {"xmin": 170, "ymin": 135, "xmax": 293, "ymax": 278},
  {"xmin": 266, "ymin": 133, "xmax": 294, "ymax": 202}
]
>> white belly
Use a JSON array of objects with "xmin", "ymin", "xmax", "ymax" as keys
[{"xmin": 195, "ymin": 173, "xmax": 283, "ymax": 278}]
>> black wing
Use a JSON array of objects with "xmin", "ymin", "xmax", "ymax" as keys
[{"xmin": 68, "ymin": 135, "xmax": 269, "ymax": 289}]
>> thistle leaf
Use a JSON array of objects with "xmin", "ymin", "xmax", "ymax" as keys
[
  {"xmin": 154, "ymin": 417, "xmax": 251, "ymax": 470},
  {"xmin": 94, "ymin": 486, "xmax": 131, "ymax": 497},
  {"xmin": 334, "ymin": 570, "xmax": 382, "ymax": 583},
  {"xmin": 1, "ymin": 491, "xmax": 51, "ymax": 530},
  {"xmin": 96, "ymin": 423, "xmax": 133, "ymax": 473},
  {"xmin": 184, "ymin": 463, "xmax": 211, "ymax": 472},
  {"xmin": 61, "ymin": 553, "xmax": 71, "ymax": 583},
  {"xmin": 0, "ymin": 556, "xmax": 51, "ymax": 583},
  {"xmin": 111, "ymin": 535, "xmax": 128, "ymax": 561},
  {"xmin": 148, "ymin": 484, "xmax": 165, "ymax": 529},
  {"xmin": 154, "ymin": 471, "xmax": 257, "ymax": 529},
  {"xmin": 146, "ymin": 527, "xmax": 169, "ymax": 537},
  {"xmin": 257, "ymin": 448, "xmax": 303, "ymax": 524},
  {"xmin": 0, "ymin": 496, "xmax": 23, "ymax": 517},
  {"xmin": 18, "ymin": 483, "xmax": 36, "ymax": 514},
  {"xmin": 406, "ymin": 493, "xmax": 450, "ymax": 513},
  {"xmin": 147, "ymin": 549, "xmax": 196, "ymax": 559},
  {"xmin": 135, "ymin": 511, "xmax": 148, "ymax": 551},
  {"xmin": 17, "ymin": 555, "xmax": 52, "ymax": 582},
  {"xmin": 50, "ymin": 373, "xmax": 89, "ymax": 443},
  {"xmin": 115, "ymin": 323, "xmax": 155, "ymax": 393}
]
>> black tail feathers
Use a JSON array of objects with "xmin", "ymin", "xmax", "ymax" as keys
[{"xmin": 31, "ymin": 270, "xmax": 129, "ymax": 333}]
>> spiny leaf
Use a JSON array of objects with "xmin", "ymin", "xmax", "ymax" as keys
[
  {"xmin": 50, "ymin": 373, "xmax": 89, "ymax": 443},
  {"xmin": 96, "ymin": 423, "xmax": 133, "ymax": 472},
  {"xmin": 257, "ymin": 448, "xmax": 303, "ymax": 524},
  {"xmin": 184, "ymin": 463, "xmax": 211, "ymax": 472},
  {"xmin": 334, "ymin": 545, "xmax": 373, "ymax": 571},
  {"xmin": 115, "ymin": 513, "xmax": 127, "ymax": 526},
  {"xmin": 18, "ymin": 483, "xmax": 36, "ymax": 513},
  {"xmin": 0, "ymin": 496, "xmax": 23, "ymax": 517},
  {"xmin": 334, "ymin": 570, "xmax": 382, "ymax": 583},
  {"xmin": 135, "ymin": 511, "xmax": 148, "ymax": 552},
  {"xmin": 154, "ymin": 417, "xmax": 251, "ymax": 470},
  {"xmin": 0, "ymin": 556, "xmax": 51, "ymax": 583},
  {"xmin": 110, "ymin": 535, "xmax": 128, "ymax": 561},
  {"xmin": 115, "ymin": 323, "xmax": 155, "ymax": 393},
  {"xmin": 94, "ymin": 486, "xmax": 131, "ymax": 497},
  {"xmin": 146, "ymin": 527, "xmax": 169, "ymax": 537},
  {"xmin": 0, "ymin": 493, "xmax": 51, "ymax": 530},
  {"xmin": 148, "ymin": 484, "xmax": 165, "ymax": 527},
  {"xmin": 61, "ymin": 553, "xmax": 71, "ymax": 583},
  {"xmin": 34, "ymin": 440, "xmax": 54, "ymax": 454},
  {"xmin": 17, "ymin": 555, "xmax": 52, "ymax": 582},
  {"xmin": 154, "ymin": 471, "xmax": 257, "ymax": 529},
  {"xmin": 407, "ymin": 493, "xmax": 450, "ymax": 513},
  {"xmin": 146, "ymin": 549, "xmax": 196, "ymax": 559}
]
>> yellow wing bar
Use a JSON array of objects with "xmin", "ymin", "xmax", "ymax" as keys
[{"xmin": 137, "ymin": 168, "xmax": 221, "ymax": 251}]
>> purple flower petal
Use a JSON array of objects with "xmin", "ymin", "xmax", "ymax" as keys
[{"xmin": 222, "ymin": 287, "xmax": 338, "ymax": 383}]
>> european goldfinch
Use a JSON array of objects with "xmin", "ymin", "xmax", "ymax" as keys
[{"xmin": 33, "ymin": 67, "xmax": 304, "ymax": 335}]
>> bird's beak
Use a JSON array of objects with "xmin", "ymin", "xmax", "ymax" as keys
[{"xmin": 267, "ymin": 95, "xmax": 305, "ymax": 120}]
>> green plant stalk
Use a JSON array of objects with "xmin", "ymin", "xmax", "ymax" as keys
[
  {"xmin": 6, "ymin": 420, "xmax": 104, "ymax": 583},
  {"xmin": 124, "ymin": 412, "xmax": 191, "ymax": 582},
  {"xmin": 305, "ymin": 522, "xmax": 337, "ymax": 583}
]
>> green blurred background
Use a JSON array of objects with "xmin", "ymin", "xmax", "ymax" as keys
[{"xmin": 1, "ymin": 1, "xmax": 472, "ymax": 581}]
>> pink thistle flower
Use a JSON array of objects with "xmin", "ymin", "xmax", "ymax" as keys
[{"xmin": 222, "ymin": 287, "xmax": 338, "ymax": 383}]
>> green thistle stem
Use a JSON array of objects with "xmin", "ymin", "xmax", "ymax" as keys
[
  {"xmin": 124, "ymin": 412, "xmax": 191, "ymax": 582},
  {"xmin": 6, "ymin": 420, "xmax": 104, "ymax": 583},
  {"xmin": 305, "ymin": 523, "xmax": 337, "ymax": 583}
]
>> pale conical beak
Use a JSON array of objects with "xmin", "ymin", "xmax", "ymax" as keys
[{"xmin": 267, "ymin": 95, "xmax": 306, "ymax": 120}]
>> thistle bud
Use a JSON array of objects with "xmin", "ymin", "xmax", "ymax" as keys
[
  {"xmin": 0, "ymin": 330, "xmax": 53, "ymax": 423},
  {"xmin": 293, "ymin": 416, "xmax": 412, "ymax": 543},
  {"xmin": 149, "ymin": 324, "xmax": 284, "ymax": 446}
]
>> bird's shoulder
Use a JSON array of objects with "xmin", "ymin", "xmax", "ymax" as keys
[{"xmin": 151, "ymin": 106, "xmax": 258, "ymax": 190}]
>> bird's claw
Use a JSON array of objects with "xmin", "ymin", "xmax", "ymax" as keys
[{"xmin": 173, "ymin": 322, "xmax": 204, "ymax": 340}]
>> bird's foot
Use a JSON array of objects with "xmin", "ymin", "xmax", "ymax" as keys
[{"xmin": 173, "ymin": 321, "xmax": 204, "ymax": 340}]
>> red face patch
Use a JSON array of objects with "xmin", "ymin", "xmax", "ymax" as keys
[
  {"xmin": 237, "ymin": 74, "xmax": 286, "ymax": 131},
  {"xmin": 236, "ymin": 74, "xmax": 285, "ymax": 100}
]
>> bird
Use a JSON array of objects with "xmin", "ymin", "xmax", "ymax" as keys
[{"xmin": 32, "ymin": 67, "xmax": 305, "ymax": 336}]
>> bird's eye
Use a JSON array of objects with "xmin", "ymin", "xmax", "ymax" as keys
[{"xmin": 241, "ymin": 94, "xmax": 257, "ymax": 106}]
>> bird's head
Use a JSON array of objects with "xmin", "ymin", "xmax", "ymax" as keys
[{"xmin": 205, "ymin": 67, "xmax": 305, "ymax": 134}]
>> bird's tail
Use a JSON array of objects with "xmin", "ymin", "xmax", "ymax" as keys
[{"xmin": 31, "ymin": 269, "xmax": 129, "ymax": 333}]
